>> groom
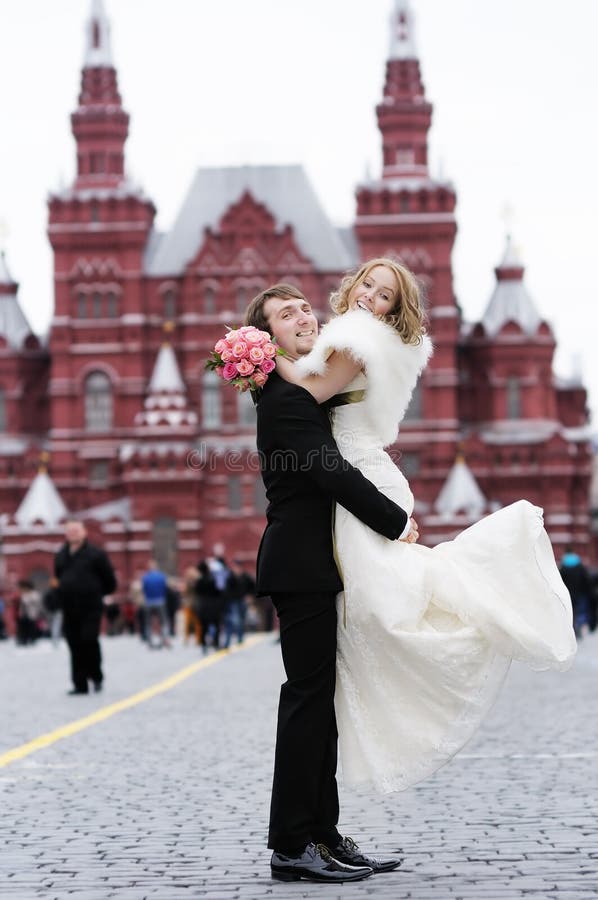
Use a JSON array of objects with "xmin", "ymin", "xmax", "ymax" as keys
[{"xmin": 245, "ymin": 284, "xmax": 417, "ymax": 883}]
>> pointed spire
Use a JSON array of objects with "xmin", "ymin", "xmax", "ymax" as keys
[
  {"xmin": 84, "ymin": 0, "xmax": 114, "ymax": 68},
  {"xmin": 148, "ymin": 343, "xmax": 186, "ymax": 394},
  {"xmin": 0, "ymin": 250, "xmax": 17, "ymax": 294},
  {"xmin": 390, "ymin": 0, "xmax": 418, "ymax": 60},
  {"xmin": 377, "ymin": 0, "xmax": 431, "ymax": 178},
  {"xmin": 71, "ymin": 0, "xmax": 129, "ymax": 190},
  {"xmin": 481, "ymin": 234, "xmax": 543, "ymax": 338},
  {"xmin": 135, "ymin": 341, "xmax": 198, "ymax": 428},
  {"xmin": 0, "ymin": 249, "xmax": 34, "ymax": 349},
  {"xmin": 435, "ymin": 454, "xmax": 487, "ymax": 518},
  {"xmin": 14, "ymin": 470, "xmax": 69, "ymax": 528}
]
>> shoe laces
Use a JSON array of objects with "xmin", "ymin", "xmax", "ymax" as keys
[
  {"xmin": 315, "ymin": 843, "xmax": 333, "ymax": 862},
  {"xmin": 341, "ymin": 835, "xmax": 359, "ymax": 852}
]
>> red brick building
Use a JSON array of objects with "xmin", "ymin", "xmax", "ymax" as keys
[{"xmin": 0, "ymin": 0, "xmax": 594, "ymax": 601}]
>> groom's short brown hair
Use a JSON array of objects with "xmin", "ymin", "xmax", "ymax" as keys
[{"xmin": 244, "ymin": 283, "xmax": 307, "ymax": 335}]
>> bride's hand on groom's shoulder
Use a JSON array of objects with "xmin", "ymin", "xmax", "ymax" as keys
[{"xmin": 400, "ymin": 517, "xmax": 419, "ymax": 544}]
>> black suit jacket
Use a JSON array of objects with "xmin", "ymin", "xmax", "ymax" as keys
[
  {"xmin": 54, "ymin": 541, "xmax": 117, "ymax": 620},
  {"xmin": 255, "ymin": 372, "xmax": 408, "ymax": 594}
]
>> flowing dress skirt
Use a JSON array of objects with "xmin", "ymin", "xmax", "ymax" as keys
[{"xmin": 334, "ymin": 448, "xmax": 576, "ymax": 793}]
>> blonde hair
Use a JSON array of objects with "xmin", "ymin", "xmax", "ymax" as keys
[{"xmin": 331, "ymin": 257, "xmax": 426, "ymax": 345}]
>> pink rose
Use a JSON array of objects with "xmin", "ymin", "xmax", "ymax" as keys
[
  {"xmin": 249, "ymin": 346, "xmax": 265, "ymax": 365},
  {"xmin": 222, "ymin": 361, "xmax": 238, "ymax": 381},
  {"xmin": 232, "ymin": 340, "xmax": 249, "ymax": 358},
  {"xmin": 214, "ymin": 339, "xmax": 228, "ymax": 355},
  {"xmin": 224, "ymin": 329, "xmax": 239, "ymax": 344},
  {"xmin": 215, "ymin": 365, "xmax": 226, "ymax": 379},
  {"xmin": 258, "ymin": 330, "xmax": 271, "ymax": 343},
  {"xmin": 236, "ymin": 380, "xmax": 251, "ymax": 393},
  {"xmin": 236, "ymin": 359, "xmax": 255, "ymax": 376},
  {"xmin": 252, "ymin": 369, "xmax": 267, "ymax": 387},
  {"xmin": 242, "ymin": 327, "xmax": 262, "ymax": 345},
  {"xmin": 262, "ymin": 342, "xmax": 276, "ymax": 358},
  {"xmin": 261, "ymin": 358, "xmax": 275, "ymax": 375},
  {"xmin": 220, "ymin": 347, "xmax": 234, "ymax": 362}
]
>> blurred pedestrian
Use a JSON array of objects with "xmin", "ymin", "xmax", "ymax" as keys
[
  {"xmin": 43, "ymin": 578, "xmax": 63, "ymax": 646},
  {"xmin": 196, "ymin": 561, "xmax": 223, "ymax": 653},
  {"xmin": 129, "ymin": 570, "xmax": 146, "ymax": 640},
  {"xmin": 16, "ymin": 579, "xmax": 43, "ymax": 645},
  {"xmin": 181, "ymin": 566, "xmax": 202, "ymax": 645},
  {"xmin": 223, "ymin": 559, "xmax": 255, "ymax": 649},
  {"xmin": 560, "ymin": 548, "xmax": 593, "ymax": 639},
  {"xmin": 141, "ymin": 559, "xmax": 171, "ymax": 648},
  {"xmin": 165, "ymin": 581, "xmax": 181, "ymax": 637},
  {"xmin": 54, "ymin": 520, "xmax": 117, "ymax": 695},
  {"xmin": 0, "ymin": 595, "xmax": 7, "ymax": 640}
]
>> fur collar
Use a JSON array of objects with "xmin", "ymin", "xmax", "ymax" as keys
[{"xmin": 295, "ymin": 309, "xmax": 433, "ymax": 445}]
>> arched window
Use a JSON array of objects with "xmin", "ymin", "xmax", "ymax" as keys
[
  {"xmin": 204, "ymin": 287, "xmax": 216, "ymax": 313},
  {"xmin": 77, "ymin": 293, "xmax": 88, "ymax": 318},
  {"xmin": 236, "ymin": 286, "xmax": 247, "ymax": 313},
  {"xmin": 0, "ymin": 387, "xmax": 6, "ymax": 432},
  {"xmin": 92, "ymin": 292, "xmax": 102, "ymax": 318},
  {"xmin": 506, "ymin": 377, "xmax": 521, "ymax": 419},
  {"xmin": 202, "ymin": 371, "xmax": 222, "ymax": 428},
  {"xmin": 254, "ymin": 477, "xmax": 268, "ymax": 514},
  {"xmin": 237, "ymin": 389, "xmax": 255, "ymax": 426},
  {"xmin": 85, "ymin": 371, "xmax": 113, "ymax": 432},
  {"xmin": 152, "ymin": 516, "xmax": 178, "ymax": 575},
  {"xmin": 107, "ymin": 292, "xmax": 118, "ymax": 318},
  {"xmin": 163, "ymin": 290, "xmax": 176, "ymax": 320},
  {"xmin": 228, "ymin": 476, "xmax": 242, "ymax": 512}
]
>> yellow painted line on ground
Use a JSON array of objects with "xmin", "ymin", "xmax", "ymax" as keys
[{"xmin": 0, "ymin": 634, "xmax": 267, "ymax": 770}]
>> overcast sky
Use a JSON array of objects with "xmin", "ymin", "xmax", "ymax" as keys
[{"xmin": 1, "ymin": 0, "xmax": 597, "ymax": 423}]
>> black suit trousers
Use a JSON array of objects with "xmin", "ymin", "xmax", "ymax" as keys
[
  {"xmin": 268, "ymin": 591, "xmax": 342, "ymax": 853},
  {"xmin": 63, "ymin": 614, "xmax": 103, "ymax": 691}
]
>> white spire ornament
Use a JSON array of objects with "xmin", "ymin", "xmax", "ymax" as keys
[
  {"xmin": 84, "ymin": 0, "xmax": 114, "ymax": 68},
  {"xmin": 390, "ymin": 0, "xmax": 418, "ymax": 60}
]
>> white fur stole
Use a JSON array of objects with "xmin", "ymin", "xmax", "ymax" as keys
[{"xmin": 295, "ymin": 309, "xmax": 433, "ymax": 446}]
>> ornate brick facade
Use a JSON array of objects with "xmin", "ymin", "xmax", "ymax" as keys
[{"xmin": 0, "ymin": 0, "xmax": 594, "ymax": 603}]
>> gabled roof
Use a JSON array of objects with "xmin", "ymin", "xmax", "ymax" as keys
[
  {"xmin": 14, "ymin": 471, "xmax": 68, "ymax": 528},
  {"xmin": 145, "ymin": 165, "xmax": 354, "ymax": 276},
  {"xmin": 434, "ymin": 456, "xmax": 487, "ymax": 517}
]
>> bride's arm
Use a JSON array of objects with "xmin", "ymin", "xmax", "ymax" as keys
[{"xmin": 276, "ymin": 351, "xmax": 361, "ymax": 404}]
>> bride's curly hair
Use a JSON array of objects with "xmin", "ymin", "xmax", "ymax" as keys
[{"xmin": 330, "ymin": 257, "xmax": 427, "ymax": 345}]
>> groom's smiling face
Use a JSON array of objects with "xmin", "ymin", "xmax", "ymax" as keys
[{"xmin": 264, "ymin": 296, "xmax": 319, "ymax": 359}]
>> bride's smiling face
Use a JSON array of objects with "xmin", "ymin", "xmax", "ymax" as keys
[{"xmin": 348, "ymin": 265, "xmax": 399, "ymax": 318}]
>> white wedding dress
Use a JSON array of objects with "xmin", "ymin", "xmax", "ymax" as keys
[{"xmin": 296, "ymin": 309, "xmax": 576, "ymax": 793}]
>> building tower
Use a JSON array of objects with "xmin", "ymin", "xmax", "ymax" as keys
[
  {"xmin": 353, "ymin": 0, "xmax": 460, "ymax": 511},
  {"xmin": 47, "ymin": 0, "xmax": 156, "ymax": 511}
]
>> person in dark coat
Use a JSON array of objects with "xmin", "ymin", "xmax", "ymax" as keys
[
  {"xmin": 54, "ymin": 520, "xmax": 117, "ymax": 694},
  {"xmin": 245, "ymin": 285, "xmax": 415, "ymax": 883},
  {"xmin": 195, "ymin": 561, "xmax": 223, "ymax": 653},
  {"xmin": 222, "ymin": 558, "xmax": 255, "ymax": 649},
  {"xmin": 560, "ymin": 548, "xmax": 594, "ymax": 638}
]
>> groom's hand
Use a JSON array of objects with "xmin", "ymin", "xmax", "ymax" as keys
[{"xmin": 400, "ymin": 517, "xmax": 419, "ymax": 544}]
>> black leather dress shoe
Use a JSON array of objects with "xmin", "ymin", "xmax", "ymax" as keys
[
  {"xmin": 67, "ymin": 688, "xmax": 89, "ymax": 695},
  {"xmin": 271, "ymin": 842, "xmax": 373, "ymax": 883},
  {"xmin": 93, "ymin": 680, "xmax": 103, "ymax": 693},
  {"xmin": 327, "ymin": 835, "xmax": 403, "ymax": 873}
]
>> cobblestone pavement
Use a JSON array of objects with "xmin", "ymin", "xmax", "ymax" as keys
[{"xmin": 1, "ymin": 629, "xmax": 597, "ymax": 899}]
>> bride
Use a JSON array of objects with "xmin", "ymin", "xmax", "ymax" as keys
[{"xmin": 275, "ymin": 257, "xmax": 577, "ymax": 793}]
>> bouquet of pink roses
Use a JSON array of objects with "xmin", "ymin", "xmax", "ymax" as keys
[{"xmin": 205, "ymin": 326, "xmax": 283, "ymax": 392}]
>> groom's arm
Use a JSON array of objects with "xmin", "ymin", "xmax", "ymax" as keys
[{"xmin": 267, "ymin": 387, "xmax": 409, "ymax": 540}]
